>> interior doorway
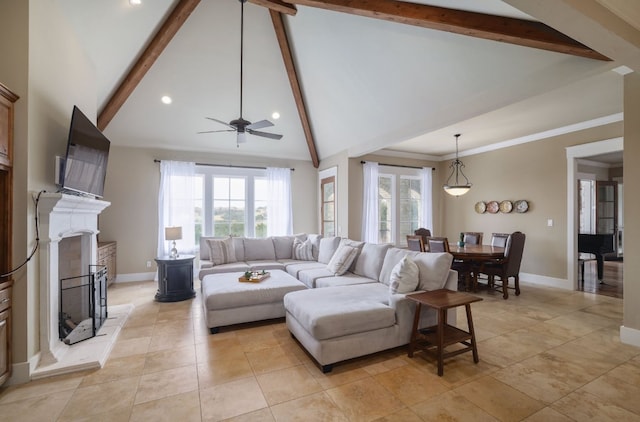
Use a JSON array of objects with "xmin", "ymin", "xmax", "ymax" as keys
[{"xmin": 566, "ymin": 138, "xmax": 623, "ymax": 296}]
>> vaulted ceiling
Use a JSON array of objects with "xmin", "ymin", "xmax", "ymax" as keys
[{"xmin": 57, "ymin": 0, "xmax": 628, "ymax": 167}]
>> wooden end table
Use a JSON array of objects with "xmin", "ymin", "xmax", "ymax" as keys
[{"xmin": 406, "ymin": 289, "xmax": 482, "ymax": 376}]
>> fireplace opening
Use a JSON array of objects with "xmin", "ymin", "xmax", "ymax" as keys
[{"xmin": 59, "ymin": 265, "xmax": 108, "ymax": 345}]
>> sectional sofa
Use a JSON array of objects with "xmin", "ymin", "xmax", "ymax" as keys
[{"xmin": 198, "ymin": 234, "xmax": 458, "ymax": 372}]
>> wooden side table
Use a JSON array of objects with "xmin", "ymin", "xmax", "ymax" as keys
[
  {"xmin": 406, "ymin": 289, "xmax": 482, "ymax": 376},
  {"xmin": 155, "ymin": 255, "xmax": 196, "ymax": 302}
]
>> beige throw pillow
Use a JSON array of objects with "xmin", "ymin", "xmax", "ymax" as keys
[
  {"xmin": 389, "ymin": 256, "xmax": 419, "ymax": 294},
  {"xmin": 206, "ymin": 237, "xmax": 237, "ymax": 265},
  {"xmin": 326, "ymin": 245, "xmax": 358, "ymax": 275},
  {"xmin": 292, "ymin": 238, "xmax": 314, "ymax": 261}
]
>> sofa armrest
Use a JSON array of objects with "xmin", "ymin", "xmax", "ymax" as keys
[{"xmin": 443, "ymin": 269, "xmax": 458, "ymax": 291}]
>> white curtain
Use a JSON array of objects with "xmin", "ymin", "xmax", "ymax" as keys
[
  {"xmin": 157, "ymin": 160, "xmax": 196, "ymax": 258},
  {"xmin": 266, "ymin": 167, "xmax": 293, "ymax": 236},
  {"xmin": 421, "ymin": 167, "xmax": 433, "ymax": 233},
  {"xmin": 362, "ymin": 161, "xmax": 379, "ymax": 243}
]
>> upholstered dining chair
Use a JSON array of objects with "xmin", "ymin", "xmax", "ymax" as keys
[
  {"xmin": 462, "ymin": 232, "xmax": 483, "ymax": 245},
  {"xmin": 425, "ymin": 237, "xmax": 450, "ymax": 253},
  {"xmin": 478, "ymin": 231, "xmax": 526, "ymax": 299},
  {"xmin": 414, "ymin": 228, "xmax": 431, "ymax": 237},
  {"xmin": 406, "ymin": 235, "xmax": 425, "ymax": 252},
  {"xmin": 490, "ymin": 233, "xmax": 510, "ymax": 248}
]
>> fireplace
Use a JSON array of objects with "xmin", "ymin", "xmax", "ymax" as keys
[{"xmin": 33, "ymin": 193, "xmax": 131, "ymax": 379}]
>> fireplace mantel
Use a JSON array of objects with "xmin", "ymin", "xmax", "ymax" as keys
[{"xmin": 34, "ymin": 192, "xmax": 130, "ymax": 378}]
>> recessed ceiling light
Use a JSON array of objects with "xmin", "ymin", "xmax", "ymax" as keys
[
  {"xmin": 272, "ymin": 111, "xmax": 280, "ymax": 120},
  {"xmin": 161, "ymin": 96, "xmax": 172, "ymax": 104},
  {"xmin": 129, "ymin": 0, "xmax": 142, "ymax": 5}
]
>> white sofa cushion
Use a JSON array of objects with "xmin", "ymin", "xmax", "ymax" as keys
[
  {"xmin": 232, "ymin": 237, "xmax": 245, "ymax": 261},
  {"xmin": 389, "ymin": 256, "xmax": 419, "ymax": 294},
  {"xmin": 285, "ymin": 261, "xmax": 325, "ymax": 278},
  {"xmin": 206, "ymin": 237, "xmax": 237, "ymax": 265},
  {"xmin": 379, "ymin": 248, "xmax": 418, "ymax": 285},
  {"xmin": 307, "ymin": 234, "xmax": 323, "ymax": 260},
  {"xmin": 292, "ymin": 238, "xmax": 314, "ymax": 261},
  {"xmin": 353, "ymin": 243, "xmax": 391, "ymax": 280},
  {"xmin": 272, "ymin": 236, "xmax": 295, "ymax": 260},
  {"xmin": 315, "ymin": 273, "xmax": 377, "ymax": 288},
  {"xmin": 297, "ymin": 268, "xmax": 336, "ymax": 288},
  {"xmin": 198, "ymin": 262, "xmax": 251, "ymax": 279},
  {"xmin": 327, "ymin": 245, "xmax": 358, "ymax": 275},
  {"xmin": 243, "ymin": 238, "xmax": 276, "ymax": 261},
  {"xmin": 317, "ymin": 236, "xmax": 341, "ymax": 264},
  {"xmin": 412, "ymin": 252, "xmax": 454, "ymax": 291},
  {"xmin": 284, "ymin": 284, "xmax": 395, "ymax": 340},
  {"xmin": 337, "ymin": 238, "xmax": 365, "ymax": 273}
]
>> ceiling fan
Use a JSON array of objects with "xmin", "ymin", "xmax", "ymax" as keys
[{"xmin": 198, "ymin": 0, "xmax": 282, "ymax": 145}]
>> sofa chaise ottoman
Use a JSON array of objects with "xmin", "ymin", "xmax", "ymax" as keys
[{"xmin": 201, "ymin": 269, "xmax": 307, "ymax": 333}]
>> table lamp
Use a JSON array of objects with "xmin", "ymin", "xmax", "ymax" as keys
[{"xmin": 165, "ymin": 226, "xmax": 182, "ymax": 259}]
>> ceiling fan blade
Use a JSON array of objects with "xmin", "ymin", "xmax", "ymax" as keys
[
  {"xmin": 205, "ymin": 117, "xmax": 236, "ymax": 129},
  {"xmin": 247, "ymin": 129, "xmax": 283, "ymax": 140},
  {"xmin": 197, "ymin": 129, "xmax": 236, "ymax": 134},
  {"xmin": 246, "ymin": 119, "xmax": 273, "ymax": 130}
]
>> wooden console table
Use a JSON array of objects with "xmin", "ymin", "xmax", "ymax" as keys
[{"xmin": 406, "ymin": 289, "xmax": 482, "ymax": 376}]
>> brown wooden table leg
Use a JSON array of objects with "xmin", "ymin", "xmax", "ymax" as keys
[
  {"xmin": 408, "ymin": 303, "xmax": 422, "ymax": 358},
  {"xmin": 465, "ymin": 304, "xmax": 479, "ymax": 363},
  {"xmin": 437, "ymin": 308, "xmax": 445, "ymax": 376}
]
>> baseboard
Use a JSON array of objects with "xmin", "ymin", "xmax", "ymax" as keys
[
  {"xmin": 6, "ymin": 358, "xmax": 33, "ymax": 385},
  {"xmin": 620, "ymin": 326, "xmax": 640, "ymax": 348},
  {"xmin": 519, "ymin": 272, "xmax": 572, "ymax": 290},
  {"xmin": 114, "ymin": 272, "xmax": 156, "ymax": 283}
]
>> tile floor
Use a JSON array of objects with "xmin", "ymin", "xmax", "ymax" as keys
[{"xmin": 1, "ymin": 280, "xmax": 639, "ymax": 421}]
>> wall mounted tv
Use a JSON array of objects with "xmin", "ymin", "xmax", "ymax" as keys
[{"xmin": 60, "ymin": 106, "xmax": 110, "ymax": 198}]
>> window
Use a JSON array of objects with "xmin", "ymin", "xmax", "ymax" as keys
[
  {"xmin": 196, "ymin": 166, "xmax": 267, "ymax": 239},
  {"xmin": 377, "ymin": 167, "xmax": 426, "ymax": 245},
  {"xmin": 321, "ymin": 176, "xmax": 335, "ymax": 236}
]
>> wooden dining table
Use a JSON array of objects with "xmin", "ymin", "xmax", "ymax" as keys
[{"xmin": 448, "ymin": 244, "xmax": 505, "ymax": 292}]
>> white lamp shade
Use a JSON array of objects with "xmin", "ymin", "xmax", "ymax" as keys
[
  {"xmin": 237, "ymin": 132, "xmax": 247, "ymax": 144},
  {"xmin": 165, "ymin": 226, "xmax": 182, "ymax": 241},
  {"xmin": 444, "ymin": 185, "xmax": 471, "ymax": 196}
]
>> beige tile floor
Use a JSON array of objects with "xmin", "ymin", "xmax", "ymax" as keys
[{"xmin": 1, "ymin": 280, "xmax": 639, "ymax": 421}]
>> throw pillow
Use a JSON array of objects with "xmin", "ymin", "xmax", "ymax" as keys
[
  {"xmin": 292, "ymin": 238, "xmax": 314, "ymax": 261},
  {"xmin": 326, "ymin": 245, "xmax": 358, "ymax": 275},
  {"xmin": 389, "ymin": 256, "xmax": 419, "ymax": 294},
  {"xmin": 206, "ymin": 237, "xmax": 237, "ymax": 265}
]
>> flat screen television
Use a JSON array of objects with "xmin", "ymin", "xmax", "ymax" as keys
[{"xmin": 60, "ymin": 106, "xmax": 110, "ymax": 198}]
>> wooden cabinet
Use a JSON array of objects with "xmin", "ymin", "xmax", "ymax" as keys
[
  {"xmin": 0, "ymin": 82, "xmax": 18, "ymax": 386},
  {"xmin": 155, "ymin": 255, "xmax": 195, "ymax": 302},
  {"xmin": 97, "ymin": 241, "xmax": 117, "ymax": 286}
]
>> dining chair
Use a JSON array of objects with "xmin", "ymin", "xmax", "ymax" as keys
[
  {"xmin": 406, "ymin": 235, "xmax": 425, "ymax": 252},
  {"xmin": 414, "ymin": 228, "xmax": 431, "ymax": 237},
  {"xmin": 477, "ymin": 231, "xmax": 526, "ymax": 299},
  {"xmin": 462, "ymin": 232, "xmax": 483, "ymax": 245},
  {"xmin": 490, "ymin": 233, "xmax": 510, "ymax": 248},
  {"xmin": 425, "ymin": 237, "xmax": 450, "ymax": 253}
]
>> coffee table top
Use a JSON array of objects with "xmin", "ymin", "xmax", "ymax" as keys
[{"xmin": 406, "ymin": 289, "xmax": 482, "ymax": 310}]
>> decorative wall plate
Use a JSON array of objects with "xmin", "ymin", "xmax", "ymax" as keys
[
  {"xmin": 474, "ymin": 201, "xmax": 486, "ymax": 214},
  {"xmin": 514, "ymin": 200, "xmax": 529, "ymax": 213},
  {"xmin": 499, "ymin": 200, "xmax": 513, "ymax": 213},
  {"xmin": 486, "ymin": 201, "xmax": 499, "ymax": 214}
]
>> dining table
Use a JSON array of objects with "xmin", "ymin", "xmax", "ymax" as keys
[{"xmin": 448, "ymin": 244, "xmax": 505, "ymax": 292}]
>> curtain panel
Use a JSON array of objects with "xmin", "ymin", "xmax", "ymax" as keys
[
  {"xmin": 362, "ymin": 161, "xmax": 379, "ymax": 243},
  {"xmin": 266, "ymin": 167, "xmax": 293, "ymax": 236}
]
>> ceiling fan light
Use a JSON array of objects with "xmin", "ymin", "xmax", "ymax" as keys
[{"xmin": 237, "ymin": 132, "xmax": 247, "ymax": 144}]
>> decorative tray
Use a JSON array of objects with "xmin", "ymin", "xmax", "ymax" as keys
[{"xmin": 239, "ymin": 272, "xmax": 270, "ymax": 283}]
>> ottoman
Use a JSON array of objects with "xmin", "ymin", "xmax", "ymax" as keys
[{"xmin": 201, "ymin": 270, "xmax": 307, "ymax": 334}]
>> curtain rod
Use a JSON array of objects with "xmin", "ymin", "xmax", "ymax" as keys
[
  {"xmin": 360, "ymin": 160, "xmax": 435, "ymax": 170},
  {"xmin": 154, "ymin": 159, "xmax": 294, "ymax": 171}
]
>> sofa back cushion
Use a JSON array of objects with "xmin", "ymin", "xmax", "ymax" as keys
[
  {"xmin": 243, "ymin": 238, "xmax": 276, "ymax": 261},
  {"xmin": 272, "ymin": 236, "xmax": 295, "ymax": 260},
  {"xmin": 379, "ymin": 247, "xmax": 417, "ymax": 285},
  {"xmin": 412, "ymin": 252, "xmax": 454, "ymax": 291},
  {"xmin": 232, "ymin": 237, "xmax": 245, "ymax": 261},
  {"xmin": 317, "ymin": 236, "xmax": 341, "ymax": 264},
  {"xmin": 353, "ymin": 243, "xmax": 391, "ymax": 280},
  {"xmin": 307, "ymin": 234, "xmax": 323, "ymax": 260}
]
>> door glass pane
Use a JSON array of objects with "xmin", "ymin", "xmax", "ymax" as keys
[{"xmin": 323, "ymin": 182, "xmax": 334, "ymax": 202}]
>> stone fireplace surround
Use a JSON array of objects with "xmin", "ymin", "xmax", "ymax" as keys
[{"xmin": 32, "ymin": 193, "xmax": 131, "ymax": 379}]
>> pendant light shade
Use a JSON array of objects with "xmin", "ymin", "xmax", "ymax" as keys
[{"xmin": 443, "ymin": 134, "xmax": 472, "ymax": 196}]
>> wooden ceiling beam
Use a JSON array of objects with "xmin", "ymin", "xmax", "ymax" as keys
[
  {"xmin": 98, "ymin": 0, "xmax": 201, "ymax": 131},
  {"xmin": 282, "ymin": 0, "xmax": 610, "ymax": 61},
  {"xmin": 249, "ymin": 0, "xmax": 297, "ymax": 16},
  {"xmin": 269, "ymin": 10, "xmax": 320, "ymax": 168}
]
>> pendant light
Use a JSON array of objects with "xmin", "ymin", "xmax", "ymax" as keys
[{"xmin": 443, "ymin": 134, "xmax": 472, "ymax": 196}]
